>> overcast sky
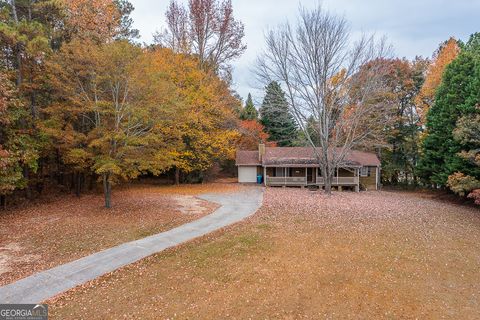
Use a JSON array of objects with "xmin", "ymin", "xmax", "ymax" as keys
[{"xmin": 129, "ymin": 0, "xmax": 480, "ymax": 104}]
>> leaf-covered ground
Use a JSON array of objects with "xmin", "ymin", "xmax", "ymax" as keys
[
  {"xmin": 0, "ymin": 183, "xmax": 241, "ymax": 286},
  {"xmin": 47, "ymin": 187, "xmax": 480, "ymax": 319}
]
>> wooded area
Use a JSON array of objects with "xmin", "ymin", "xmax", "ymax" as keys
[
  {"xmin": 1, "ymin": 1, "xmax": 479, "ymax": 207},
  {"xmin": 0, "ymin": 0, "xmax": 246, "ymax": 208}
]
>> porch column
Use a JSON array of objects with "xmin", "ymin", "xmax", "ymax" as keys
[
  {"xmin": 263, "ymin": 166, "xmax": 267, "ymax": 187},
  {"xmin": 355, "ymin": 168, "xmax": 360, "ymax": 192},
  {"xmin": 305, "ymin": 168, "xmax": 307, "ymax": 187}
]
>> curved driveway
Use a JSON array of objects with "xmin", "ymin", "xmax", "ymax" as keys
[{"xmin": 0, "ymin": 186, "xmax": 264, "ymax": 303}]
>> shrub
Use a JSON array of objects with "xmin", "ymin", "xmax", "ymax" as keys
[{"xmin": 447, "ymin": 172, "xmax": 480, "ymax": 197}]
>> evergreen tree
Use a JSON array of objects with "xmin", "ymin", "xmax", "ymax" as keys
[
  {"xmin": 114, "ymin": 0, "xmax": 140, "ymax": 40},
  {"xmin": 260, "ymin": 81, "xmax": 297, "ymax": 146},
  {"xmin": 240, "ymin": 93, "xmax": 258, "ymax": 120},
  {"xmin": 419, "ymin": 33, "xmax": 480, "ymax": 186}
]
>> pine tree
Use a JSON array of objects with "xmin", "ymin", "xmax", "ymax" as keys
[
  {"xmin": 418, "ymin": 33, "xmax": 480, "ymax": 186},
  {"xmin": 259, "ymin": 81, "xmax": 297, "ymax": 146},
  {"xmin": 240, "ymin": 93, "xmax": 258, "ymax": 120}
]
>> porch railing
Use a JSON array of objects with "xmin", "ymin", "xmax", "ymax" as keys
[
  {"xmin": 315, "ymin": 177, "xmax": 359, "ymax": 185},
  {"xmin": 266, "ymin": 177, "xmax": 307, "ymax": 186},
  {"xmin": 265, "ymin": 176, "xmax": 359, "ymax": 186}
]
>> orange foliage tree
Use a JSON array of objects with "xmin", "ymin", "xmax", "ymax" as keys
[
  {"xmin": 237, "ymin": 120, "xmax": 274, "ymax": 150},
  {"xmin": 64, "ymin": 0, "xmax": 121, "ymax": 42},
  {"xmin": 415, "ymin": 38, "xmax": 459, "ymax": 123}
]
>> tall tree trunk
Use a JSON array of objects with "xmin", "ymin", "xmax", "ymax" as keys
[
  {"xmin": 322, "ymin": 166, "xmax": 332, "ymax": 195},
  {"xmin": 324, "ymin": 179, "xmax": 332, "ymax": 195},
  {"xmin": 103, "ymin": 173, "xmax": 111, "ymax": 208},
  {"xmin": 174, "ymin": 167, "xmax": 180, "ymax": 185}
]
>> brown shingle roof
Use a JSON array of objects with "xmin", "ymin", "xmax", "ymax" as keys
[
  {"xmin": 347, "ymin": 149, "xmax": 381, "ymax": 167},
  {"xmin": 236, "ymin": 150, "xmax": 261, "ymax": 166},
  {"xmin": 236, "ymin": 147, "xmax": 380, "ymax": 167}
]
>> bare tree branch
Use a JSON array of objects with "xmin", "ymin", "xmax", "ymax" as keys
[{"xmin": 256, "ymin": 5, "xmax": 392, "ymax": 194}]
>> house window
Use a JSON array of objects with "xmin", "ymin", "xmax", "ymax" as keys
[{"xmin": 360, "ymin": 167, "xmax": 370, "ymax": 177}]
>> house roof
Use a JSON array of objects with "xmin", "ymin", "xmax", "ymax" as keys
[
  {"xmin": 236, "ymin": 150, "xmax": 261, "ymax": 166},
  {"xmin": 236, "ymin": 147, "xmax": 380, "ymax": 167}
]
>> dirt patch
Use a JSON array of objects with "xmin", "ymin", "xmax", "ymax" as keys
[
  {"xmin": 48, "ymin": 188, "xmax": 480, "ymax": 319},
  {"xmin": 173, "ymin": 196, "xmax": 216, "ymax": 215},
  {"xmin": 0, "ymin": 184, "xmax": 220, "ymax": 286},
  {"xmin": 0, "ymin": 243, "xmax": 41, "ymax": 275}
]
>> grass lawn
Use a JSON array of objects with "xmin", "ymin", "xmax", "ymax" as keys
[
  {"xmin": 48, "ymin": 188, "xmax": 480, "ymax": 319},
  {"xmin": 0, "ymin": 183, "xmax": 242, "ymax": 286}
]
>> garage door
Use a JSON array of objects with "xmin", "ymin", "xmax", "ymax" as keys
[{"xmin": 238, "ymin": 166, "xmax": 258, "ymax": 183}]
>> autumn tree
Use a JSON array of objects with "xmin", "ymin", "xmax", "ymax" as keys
[
  {"xmin": 155, "ymin": 0, "xmax": 246, "ymax": 78},
  {"xmin": 44, "ymin": 40, "xmax": 180, "ymax": 208},
  {"xmin": 446, "ymin": 110, "xmax": 480, "ymax": 204},
  {"xmin": 0, "ymin": 0, "xmax": 63, "ymax": 114},
  {"xmin": 259, "ymin": 81, "xmax": 298, "ymax": 147},
  {"xmin": 64, "ymin": 0, "xmax": 121, "ymax": 42},
  {"xmin": 377, "ymin": 58, "xmax": 428, "ymax": 185},
  {"xmin": 257, "ymin": 6, "xmax": 390, "ymax": 194},
  {"xmin": 0, "ymin": 0, "xmax": 66, "ymax": 198},
  {"xmin": 240, "ymin": 93, "xmax": 258, "ymax": 120},
  {"xmin": 128, "ymin": 48, "xmax": 239, "ymax": 185},
  {"xmin": 236, "ymin": 120, "xmax": 273, "ymax": 150},
  {"xmin": 0, "ymin": 71, "xmax": 39, "ymax": 208},
  {"xmin": 415, "ymin": 38, "xmax": 459, "ymax": 123}
]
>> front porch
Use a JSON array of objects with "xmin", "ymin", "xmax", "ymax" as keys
[{"xmin": 264, "ymin": 167, "xmax": 360, "ymax": 191}]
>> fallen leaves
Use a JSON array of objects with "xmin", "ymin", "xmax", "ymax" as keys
[
  {"xmin": 46, "ymin": 187, "xmax": 480, "ymax": 319},
  {"xmin": 0, "ymin": 183, "xmax": 225, "ymax": 286}
]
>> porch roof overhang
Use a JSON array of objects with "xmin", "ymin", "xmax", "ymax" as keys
[
  {"xmin": 264, "ymin": 164, "xmax": 319, "ymax": 168},
  {"xmin": 263, "ymin": 158, "xmax": 363, "ymax": 168},
  {"xmin": 264, "ymin": 165, "xmax": 362, "ymax": 168}
]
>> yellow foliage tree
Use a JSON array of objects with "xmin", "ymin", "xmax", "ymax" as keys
[
  {"xmin": 136, "ymin": 48, "xmax": 240, "ymax": 183},
  {"xmin": 43, "ymin": 40, "xmax": 181, "ymax": 207}
]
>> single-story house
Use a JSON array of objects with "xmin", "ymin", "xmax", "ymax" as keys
[{"xmin": 236, "ymin": 144, "xmax": 381, "ymax": 191}]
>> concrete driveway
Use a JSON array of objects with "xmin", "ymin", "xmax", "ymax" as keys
[{"xmin": 0, "ymin": 186, "xmax": 264, "ymax": 303}]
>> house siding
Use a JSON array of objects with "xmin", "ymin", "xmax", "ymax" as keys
[{"xmin": 359, "ymin": 166, "xmax": 378, "ymax": 190}]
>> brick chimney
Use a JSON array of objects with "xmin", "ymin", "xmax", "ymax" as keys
[{"xmin": 258, "ymin": 143, "xmax": 266, "ymax": 162}]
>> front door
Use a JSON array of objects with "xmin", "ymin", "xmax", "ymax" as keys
[{"xmin": 307, "ymin": 168, "xmax": 314, "ymax": 184}]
